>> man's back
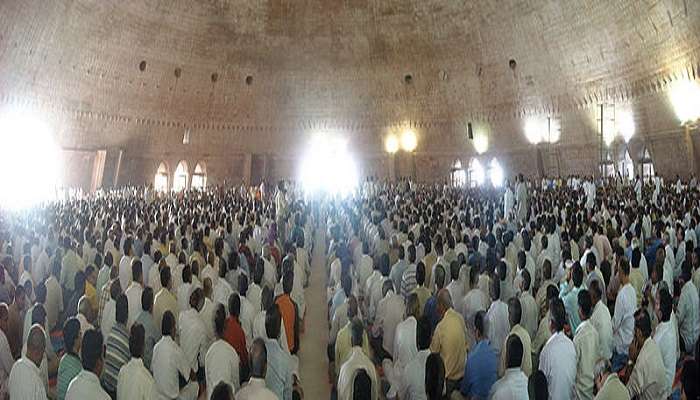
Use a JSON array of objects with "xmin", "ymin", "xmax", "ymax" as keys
[{"xmin": 264, "ymin": 339, "xmax": 293, "ymax": 400}]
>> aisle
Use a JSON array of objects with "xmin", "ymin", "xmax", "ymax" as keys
[{"xmin": 297, "ymin": 224, "xmax": 331, "ymax": 399}]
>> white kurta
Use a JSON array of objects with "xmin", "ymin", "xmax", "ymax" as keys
[
  {"xmin": 204, "ymin": 339, "xmax": 240, "ymax": 400},
  {"xmin": 116, "ymin": 358, "xmax": 155, "ymax": 400},
  {"xmin": 539, "ymin": 331, "xmax": 576, "ymax": 400},
  {"xmin": 8, "ymin": 358, "xmax": 47, "ymax": 400}
]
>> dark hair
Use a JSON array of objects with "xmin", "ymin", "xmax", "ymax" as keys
[
  {"xmin": 228, "ymin": 293, "xmax": 241, "ymax": 318},
  {"xmin": 350, "ymin": 318, "xmax": 364, "ymax": 347},
  {"xmin": 588, "ymin": 279, "xmax": 602, "ymax": 302},
  {"xmin": 250, "ymin": 338, "xmax": 268, "ymax": 378},
  {"xmin": 161, "ymin": 310, "xmax": 175, "ymax": 336},
  {"xmin": 211, "ymin": 382, "xmax": 234, "ymax": 400},
  {"xmin": 550, "ymin": 298, "xmax": 567, "ymax": 332},
  {"xmin": 115, "ymin": 294, "xmax": 128, "ymax": 324},
  {"xmin": 659, "ymin": 287, "xmax": 673, "ymax": 322},
  {"xmin": 214, "ymin": 304, "xmax": 227, "ymax": 337},
  {"xmin": 531, "ymin": 370, "xmax": 549, "ymax": 400},
  {"xmin": 129, "ymin": 323, "xmax": 145, "ymax": 358},
  {"xmin": 425, "ymin": 353, "xmax": 445, "ymax": 400},
  {"xmin": 141, "ymin": 287, "xmax": 153, "ymax": 312},
  {"xmin": 416, "ymin": 315, "xmax": 431, "ymax": 350},
  {"xmin": 508, "ymin": 297, "xmax": 522, "ymax": 326},
  {"xmin": 572, "ymin": 263, "xmax": 584, "ymax": 287},
  {"xmin": 475, "ymin": 310, "xmax": 486, "ymax": 336},
  {"xmin": 265, "ymin": 304, "xmax": 282, "ymax": 340},
  {"xmin": 506, "ymin": 334, "xmax": 523, "ymax": 369},
  {"xmin": 522, "ymin": 269, "xmax": 531, "ymax": 292},
  {"xmin": 63, "ymin": 317, "xmax": 81, "ymax": 353},
  {"xmin": 681, "ymin": 360, "xmax": 699, "ymax": 400},
  {"xmin": 81, "ymin": 329, "xmax": 103, "ymax": 371},
  {"xmin": 282, "ymin": 270, "xmax": 294, "ymax": 294},
  {"xmin": 577, "ymin": 289, "xmax": 592, "ymax": 319},
  {"xmin": 132, "ymin": 260, "xmax": 143, "ymax": 281},
  {"xmin": 434, "ymin": 264, "xmax": 446, "ymax": 290},
  {"xmin": 34, "ymin": 283, "xmax": 47, "ymax": 304},
  {"xmin": 634, "ymin": 308, "xmax": 652, "ymax": 338},
  {"xmin": 353, "ymin": 369, "xmax": 372, "ymax": 400},
  {"xmin": 160, "ymin": 266, "xmax": 171, "ymax": 288},
  {"xmin": 416, "ymin": 262, "xmax": 426, "ymax": 286}
]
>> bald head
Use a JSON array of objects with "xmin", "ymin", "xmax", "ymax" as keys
[{"xmin": 437, "ymin": 288, "xmax": 453, "ymax": 314}]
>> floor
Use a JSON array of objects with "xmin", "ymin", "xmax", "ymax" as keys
[{"xmin": 297, "ymin": 224, "xmax": 331, "ymax": 399}]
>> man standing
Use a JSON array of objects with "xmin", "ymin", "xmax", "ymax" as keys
[{"xmin": 612, "ymin": 259, "xmax": 636, "ymax": 370}]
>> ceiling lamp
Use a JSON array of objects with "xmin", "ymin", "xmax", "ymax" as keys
[
  {"xmin": 400, "ymin": 129, "xmax": 417, "ymax": 152},
  {"xmin": 473, "ymin": 133, "xmax": 488, "ymax": 154},
  {"xmin": 385, "ymin": 134, "xmax": 399, "ymax": 154}
]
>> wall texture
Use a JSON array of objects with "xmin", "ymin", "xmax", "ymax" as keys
[{"xmin": 0, "ymin": 0, "xmax": 699, "ymax": 190}]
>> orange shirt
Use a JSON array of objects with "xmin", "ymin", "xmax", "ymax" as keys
[
  {"xmin": 275, "ymin": 294, "xmax": 296, "ymax": 352},
  {"xmin": 223, "ymin": 316, "xmax": 248, "ymax": 367}
]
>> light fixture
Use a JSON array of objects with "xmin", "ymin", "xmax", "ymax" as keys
[
  {"xmin": 0, "ymin": 107, "xmax": 61, "ymax": 209},
  {"xmin": 669, "ymin": 79, "xmax": 700, "ymax": 124},
  {"xmin": 400, "ymin": 129, "xmax": 417, "ymax": 152},
  {"xmin": 385, "ymin": 134, "xmax": 399, "ymax": 154}
]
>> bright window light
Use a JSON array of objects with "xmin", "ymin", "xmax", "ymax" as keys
[
  {"xmin": 400, "ymin": 129, "xmax": 417, "ymax": 152},
  {"xmin": 669, "ymin": 79, "xmax": 700, "ymax": 124},
  {"xmin": 489, "ymin": 158, "xmax": 504, "ymax": 187},
  {"xmin": 469, "ymin": 158, "xmax": 485, "ymax": 187},
  {"xmin": 300, "ymin": 133, "xmax": 358, "ymax": 197},
  {"xmin": 524, "ymin": 117, "xmax": 545, "ymax": 144},
  {"xmin": 618, "ymin": 110, "xmax": 635, "ymax": 142},
  {"xmin": 0, "ymin": 108, "xmax": 60, "ymax": 210},
  {"xmin": 154, "ymin": 162, "xmax": 169, "ymax": 192},
  {"xmin": 173, "ymin": 161, "xmax": 188, "ymax": 191},
  {"xmin": 385, "ymin": 134, "xmax": 399, "ymax": 153}
]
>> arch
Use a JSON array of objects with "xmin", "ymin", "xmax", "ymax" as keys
[
  {"xmin": 173, "ymin": 160, "xmax": 189, "ymax": 191},
  {"xmin": 640, "ymin": 147, "xmax": 655, "ymax": 180},
  {"xmin": 450, "ymin": 158, "xmax": 466, "ymax": 187},
  {"xmin": 617, "ymin": 148, "xmax": 634, "ymax": 180},
  {"xmin": 468, "ymin": 158, "xmax": 485, "ymax": 188},
  {"xmin": 154, "ymin": 161, "xmax": 169, "ymax": 192},
  {"xmin": 191, "ymin": 161, "xmax": 207, "ymax": 189}
]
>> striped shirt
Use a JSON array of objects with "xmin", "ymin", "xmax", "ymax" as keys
[
  {"xmin": 101, "ymin": 323, "xmax": 130, "ymax": 394},
  {"xmin": 57, "ymin": 353, "xmax": 82, "ymax": 400}
]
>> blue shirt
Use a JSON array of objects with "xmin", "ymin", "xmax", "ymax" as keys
[
  {"xmin": 460, "ymin": 339, "xmax": 498, "ymax": 399},
  {"xmin": 264, "ymin": 339, "xmax": 293, "ymax": 400},
  {"xmin": 330, "ymin": 289, "xmax": 347, "ymax": 321},
  {"xmin": 645, "ymin": 238, "xmax": 662, "ymax": 267},
  {"xmin": 560, "ymin": 282, "xmax": 582, "ymax": 332}
]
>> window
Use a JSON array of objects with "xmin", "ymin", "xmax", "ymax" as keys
[
  {"xmin": 468, "ymin": 158, "xmax": 485, "ymax": 188},
  {"xmin": 601, "ymin": 149, "xmax": 615, "ymax": 178},
  {"xmin": 191, "ymin": 162, "xmax": 207, "ymax": 189},
  {"xmin": 154, "ymin": 162, "xmax": 169, "ymax": 192},
  {"xmin": 488, "ymin": 158, "xmax": 504, "ymax": 187},
  {"xmin": 173, "ymin": 161, "xmax": 189, "ymax": 191},
  {"xmin": 617, "ymin": 149, "xmax": 634, "ymax": 180},
  {"xmin": 450, "ymin": 159, "xmax": 466, "ymax": 187},
  {"xmin": 641, "ymin": 148, "xmax": 655, "ymax": 181}
]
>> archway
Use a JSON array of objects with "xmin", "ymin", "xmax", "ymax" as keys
[
  {"xmin": 468, "ymin": 158, "xmax": 485, "ymax": 188},
  {"xmin": 173, "ymin": 160, "xmax": 189, "ymax": 191},
  {"xmin": 191, "ymin": 162, "xmax": 207, "ymax": 189},
  {"xmin": 154, "ymin": 162, "xmax": 169, "ymax": 192},
  {"xmin": 450, "ymin": 159, "xmax": 466, "ymax": 187},
  {"xmin": 617, "ymin": 148, "xmax": 634, "ymax": 180}
]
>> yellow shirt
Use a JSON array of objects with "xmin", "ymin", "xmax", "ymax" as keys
[
  {"xmin": 430, "ymin": 308, "xmax": 467, "ymax": 380},
  {"xmin": 85, "ymin": 282, "xmax": 98, "ymax": 313},
  {"xmin": 334, "ymin": 322, "xmax": 371, "ymax": 376},
  {"xmin": 413, "ymin": 286, "xmax": 431, "ymax": 317}
]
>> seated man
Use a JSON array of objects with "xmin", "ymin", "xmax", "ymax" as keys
[
  {"xmin": 459, "ymin": 311, "xmax": 497, "ymax": 399},
  {"xmin": 65, "ymin": 329, "xmax": 110, "ymax": 400},
  {"xmin": 489, "ymin": 335, "xmax": 528, "ymax": 399},
  {"xmin": 337, "ymin": 318, "xmax": 379, "ymax": 400},
  {"xmin": 152, "ymin": 311, "xmax": 198, "ymax": 400}
]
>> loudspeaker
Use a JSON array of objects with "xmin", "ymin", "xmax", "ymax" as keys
[{"xmin": 467, "ymin": 122, "xmax": 473, "ymax": 140}]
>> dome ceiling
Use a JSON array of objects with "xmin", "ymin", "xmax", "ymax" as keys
[{"xmin": 1, "ymin": 0, "xmax": 699, "ymax": 129}]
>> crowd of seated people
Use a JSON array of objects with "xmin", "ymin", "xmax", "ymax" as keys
[
  {"xmin": 325, "ymin": 174, "xmax": 700, "ymax": 400},
  {"xmin": 0, "ymin": 182, "xmax": 311, "ymax": 399}
]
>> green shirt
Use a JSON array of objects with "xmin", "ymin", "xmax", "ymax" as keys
[{"xmin": 57, "ymin": 353, "xmax": 82, "ymax": 400}]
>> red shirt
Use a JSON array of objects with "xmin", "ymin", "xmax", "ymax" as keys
[
  {"xmin": 275, "ymin": 294, "xmax": 296, "ymax": 352},
  {"xmin": 223, "ymin": 316, "xmax": 248, "ymax": 367}
]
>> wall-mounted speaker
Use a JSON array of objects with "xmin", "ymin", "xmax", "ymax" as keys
[{"xmin": 467, "ymin": 122, "xmax": 474, "ymax": 140}]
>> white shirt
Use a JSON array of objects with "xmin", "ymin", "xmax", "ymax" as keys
[
  {"xmin": 178, "ymin": 309, "xmax": 208, "ymax": 372},
  {"xmin": 590, "ymin": 300, "xmax": 613, "ymax": 360},
  {"xmin": 612, "ymin": 283, "xmax": 636, "ymax": 355},
  {"xmin": 125, "ymin": 281, "xmax": 144, "ymax": 328},
  {"xmin": 235, "ymin": 377, "xmax": 278, "ymax": 400},
  {"xmin": 374, "ymin": 290, "xmax": 405, "ymax": 354},
  {"xmin": 398, "ymin": 349, "xmax": 429, "ymax": 400},
  {"xmin": 152, "ymin": 336, "xmax": 192, "ymax": 400},
  {"xmin": 247, "ymin": 283, "xmax": 263, "ymax": 314},
  {"xmin": 118, "ymin": 255, "xmax": 133, "ymax": 294},
  {"xmin": 490, "ymin": 368, "xmax": 529, "ymax": 400},
  {"xmin": 198, "ymin": 297, "xmax": 216, "ymax": 345},
  {"xmin": 116, "ymin": 358, "xmax": 154, "ymax": 400},
  {"xmin": 539, "ymin": 331, "xmax": 576, "ymax": 400},
  {"xmin": 486, "ymin": 300, "xmax": 510, "ymax": 357},
  {"xmin": 252, "ymin": 310, "xmax": 289, "ymax": 353},
  {"xmin": 520, "ymin": 291, "xmax": 539, "ymax": 340},
  {"xmin": 212, "ymin": 280, "xmax": 233, "ymax": 312},
  {"xmin": 205, "ymin": 339, "xmax": 240, "ymax": 400},
  {"xmin": 337, "ymin": 347, "xmax": 380, "ymax": 400},
  {"xmin": 676, "ymin": 280, "xmax": 699, "ymax": 351},
  {"xmin": 8, "ymin": 357, "xmax": 46, "ymax": 400},
  {"xmin": 573, "ymin": 320, "xmax": 599, "ymax": 400},
  {"xmin": 0, "ymin": 329, "xmax": 13, "ymax": 398},
  {"xmin": 653, "ymin": 320, "xmax": 678, "ymax": 396},
  {"xmin": 101, "ymin": 299, "xmax": 116, "ymax": 339},
  {"xmin": 392, "ymin": 316, "xmax": 418, "ymax": 371},
  {"xmin": 177, "ymin": 282, "xmax": 194, "ymax": 313},
  {"xmin": 65, "ymin": 369, "xmax": 110, "ymax": 400}
]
